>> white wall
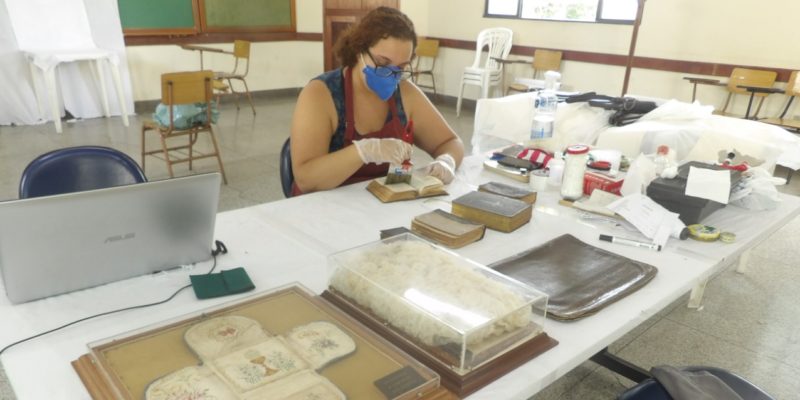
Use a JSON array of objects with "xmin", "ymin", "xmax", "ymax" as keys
[
  {"xmin": 425, "ymin": 0, "xmax": 800, "ymax": 117},
  {"xmin": 125, "ymin": 0, "xmax": 799, "ymax": 118}
]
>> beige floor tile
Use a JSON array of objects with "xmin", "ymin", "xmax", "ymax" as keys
[{"xmin": 618, "ymin": 318, "xmax": 800, "ymax": 399}]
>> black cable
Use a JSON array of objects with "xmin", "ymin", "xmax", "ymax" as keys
[{"xmin": 0, "ymin": 240, "xmax": 228, "ymax": 356}]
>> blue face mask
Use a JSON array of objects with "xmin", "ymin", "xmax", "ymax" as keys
[{"xmin": 361, "ymin": 55, "xmax": 401, "ymax": 101}]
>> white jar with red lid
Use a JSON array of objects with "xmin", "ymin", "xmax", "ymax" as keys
[{"xmin": 560, "ymin": 144, "xmax": 590, "ymax": 200}]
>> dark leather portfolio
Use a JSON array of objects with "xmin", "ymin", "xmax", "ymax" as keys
[{"xmin": 490, "ymin": 234, "xmax": 657, "ymax": 320}]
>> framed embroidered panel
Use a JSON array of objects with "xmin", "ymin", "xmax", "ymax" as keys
[{"xmin": 74, "ymin": 285, "xmax": 445, "ymax": 400}]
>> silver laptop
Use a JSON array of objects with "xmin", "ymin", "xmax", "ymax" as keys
[{"xmin": 0, "ymin": 173, "xmax": 221, "ymax": 304}]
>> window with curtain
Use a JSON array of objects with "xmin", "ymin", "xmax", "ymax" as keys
[{"xmin": 485, "ymin": 0, "xmax": 638, "ymax": 23}]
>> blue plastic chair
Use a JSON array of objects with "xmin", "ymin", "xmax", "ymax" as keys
[
  {"xmin": 618, "ymin": 366, "xmax": 775, "ymax": 400},
  {"xmin": 280, "ymin": 138, "xmax": 294, "ymax": 198},
  {"xmin": 19, "ymin": 146, "xmax": 147, "ymax": 199}
]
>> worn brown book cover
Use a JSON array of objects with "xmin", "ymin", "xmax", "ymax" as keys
[
  {"xmin": 490, "ymin": 234, "xmax": 657, "ymax": 320},
  {"xmin": 478, "ymin": 182, "xmax": 537, "ymax": 205},
  {"xmin": 411, "ymin": 209, "xmax": 486, "ymax": 248},
  {"xmin": 367, "ymin": 175, "xmax": 447, "ymax": 203},
  {"xmin": 451, "ymin": 191, "xmax": 532, "ymax": 233}
]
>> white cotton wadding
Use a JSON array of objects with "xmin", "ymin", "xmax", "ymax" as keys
[{"xmin": 329, "ymin": 241, "xmax": 532, "ymax": 348}]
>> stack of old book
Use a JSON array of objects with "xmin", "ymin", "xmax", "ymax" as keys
[
  {"xmin": 411, "ymin": 209, "xmax": 486, "ymax": 248},
  {"xmin": 451, "ymin": 189, "xmax": 533, "ymax": 233},
  {"xmin": 478, "ymin": 181, "xmax": 537, "ymax": 205}
]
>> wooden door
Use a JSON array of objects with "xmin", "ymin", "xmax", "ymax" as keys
[{"xmin": 323, "ymin": 0, "xmax": 399, "ymax": 71}]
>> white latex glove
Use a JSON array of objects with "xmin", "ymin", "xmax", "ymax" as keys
[
  {"xmin": 352, "ymin": 138, "xmax": 413, "ymax": 164},
  {"xmin": 424, "ymin": 154, "xmax": 456, "ymax": 184}
]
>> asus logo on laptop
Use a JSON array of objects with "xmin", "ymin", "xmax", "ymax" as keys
[{"xmin": 104, "ymin": 232, "xmax": 136, "ymax": 244}]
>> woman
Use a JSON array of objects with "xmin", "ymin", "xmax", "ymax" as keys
[{"xmin": 289, "ymin": 7, "xmax": 464, "ymax": 195}]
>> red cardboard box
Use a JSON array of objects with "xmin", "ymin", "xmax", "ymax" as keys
[{"xmin": 583, "ymin": 171, "xmax": 624, "ymax": 195}]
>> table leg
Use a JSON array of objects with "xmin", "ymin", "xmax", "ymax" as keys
[
  {"xmin": 590, "ymin": 347, "xmax": 651, "ymax": 383},
  {"xmin": 199, "ymin": 50, "xmax": 204, "ymax": 70},
  {"xmin": 44, "ymin": 66, "xmax": 63, "ymax": 133},
  {"xmin": 687, "ymin": 279, "xmax": 707, "ymax": 309},
  {"xmin": 92, "ymin": 59, "xmax": 110, "ymax": 118},
  {"xmin": 691, "ymin": 83, "xmax": 698, "ymax": 102},
  {"xmin": 744, "ymin": 92, "xmax": 756, "ymax": 119},
  {"xmin": 736, "ymin": 249, "xmax": 751, "ymax": 274},
  {"xmin": 28, "ymin": 61, "xmax": 44, "ymax": 118},
  {"xmin": 108, "ymin": 59, "xmax": 130, "ymax": 127}
]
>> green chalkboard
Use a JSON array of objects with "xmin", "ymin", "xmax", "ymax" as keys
[
  {"xmin": 118, "ymin": 0, "xmax": 197, "ymax": 33},
  {"xmin": 203, "ymin": 0, "xmax": 293, "ymax": 30}
]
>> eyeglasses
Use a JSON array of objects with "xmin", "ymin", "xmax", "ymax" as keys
[{"xmin": 365, "ymin": 52, "xmax": 413, "ymax": 80}]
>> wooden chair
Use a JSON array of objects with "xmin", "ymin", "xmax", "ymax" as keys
[
  {"xmin": 685, "ymin": 68, "xmax": 777, "ymax": 118},
  {"xmin": 760, "ymin": 71, "xmax": 800, "ymax": 132},
  {"xmin": 141, "ymin": 71, "xmax": 228, "ymax": 184},
  {"xmin": 506, "ymin": 49, "xmax": 563, "ymax": 95},
  {"xmin": 411, "ymin": 38, "xmax": 440, "ymax": 101},
  {"xmin": 214, "ymin": 40, "xmax": 256, "ymax": 115}
]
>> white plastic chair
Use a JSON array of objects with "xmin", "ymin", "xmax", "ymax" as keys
[{"xmin": 456, "ymin": 27, "xmax": 513, "ymax": 117}]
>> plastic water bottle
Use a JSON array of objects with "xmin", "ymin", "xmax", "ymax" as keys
[{"xmin": 530, "ymin": 71, "xmax": 561, "ymax": 141}]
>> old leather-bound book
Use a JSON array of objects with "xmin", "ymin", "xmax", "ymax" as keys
[
  {"xmin": 411, "ymin": 209, "xmax": 486, "ymax": 248},
  {"xmin": 367, "ymin": 175, "xmax": 447, "ymax": 203},
  {"xmin": 478, "ymin": 181, "xmax": 538, "ymax": 205},
  {"xmin": 451, "ymin": 191, "xmax": 532, "ymax": 233}
]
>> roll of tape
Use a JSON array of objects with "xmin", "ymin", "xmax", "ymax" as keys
[{"xmin": 687, "ymin": 224, "xmax": 721, "ymax": 242}]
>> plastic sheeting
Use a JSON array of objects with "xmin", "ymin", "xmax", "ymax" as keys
[
  {"xmin": 473, "ymin": 95, "xmax": 800, "ymax": 171},
  {"xmin": 472, "ymin": 92, "xmax": 613, "ymax": 155},
  {"xmin": 0, "ymin": 0, "xmax": 134, "ymax": 126},
  {"xmin": 597, "ymin": 100, "xmax": 800, "ymax": 171}
]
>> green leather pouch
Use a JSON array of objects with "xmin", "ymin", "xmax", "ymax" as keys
[{"xmin": 190, "ymin": 267, "xmax": 255, "ymax": 299}]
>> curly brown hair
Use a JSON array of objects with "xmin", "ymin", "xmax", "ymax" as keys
[{"xmin": 333, "ymin": 7, "xmax": 417, "ymax": 68}]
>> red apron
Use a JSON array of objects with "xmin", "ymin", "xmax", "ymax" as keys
[{"xmin": 292, "ymin": 67, "xmax": 408, "ymax": 196}]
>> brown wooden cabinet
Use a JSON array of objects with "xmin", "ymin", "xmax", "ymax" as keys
[{"xmin": 323, "ymin": 0, "xmax": 398, "ymax": 71}]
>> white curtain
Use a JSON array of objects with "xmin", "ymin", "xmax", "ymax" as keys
[{"xmin": 0, "ymin": 0, "xmax": 134, "ymax": 126}]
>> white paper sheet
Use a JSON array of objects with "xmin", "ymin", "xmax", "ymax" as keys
[
  {"xmin": 608, "ymin": 193, "xmax": 683, "ymax": 247},
  {"xmin": 572, "ymin": 189, "xmax": 621, "ymax": 217},
  {"xmin": 685, "ymin": 166, "xmax": 731, "ymax": 204}
]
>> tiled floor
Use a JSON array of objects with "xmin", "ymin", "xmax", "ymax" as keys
[{"xmin": 1, "ymin": 93, "xmax": 799, "ymax": 399}]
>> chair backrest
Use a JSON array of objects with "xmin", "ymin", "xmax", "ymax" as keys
[
  {"xmin": 532, "ymin": 49, "xmax": 563, "ymax": 79},
  {"xmin": 414, "ymin": 38, "xmax": 440, "ymax": 72},
  {"xmin": 470, "ymin": 27, "xmax": 513, "ymax": 71},
  {"xmin": 619, "ymin": 366, "xmax": 776, "ymax": 400},
  {"xmin": 727, "ymin": 68, "xmax": 777, "ymax": 96},
  {"xmin": 232, "ymin": 40, "xmax": 251, "ymax": 76},
  {"xmin": 233, "ymin": 40, "xmax": 251, "ymax": 59},
  {"xmin": 280, "ymin": 138, "xmax": 294, "ymax": 198},
  {"xmin": 161, "ymin": 70, "xmax": 214, "ymax": 105},
  {"xmin": 19, "ymin": 146, "xmax": 147, "ymax": 199},
  {"xmin": 160, "ymin": 71, "xmax": 214, "ymax": 131},
  {"xmin": 416, "ymin": 38, "xmax": 440, "ymax": 58}
]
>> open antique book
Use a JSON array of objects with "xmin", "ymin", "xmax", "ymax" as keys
[{"xmin": 367, "ymin": 175, "xmax": 447, "ymax": 203}]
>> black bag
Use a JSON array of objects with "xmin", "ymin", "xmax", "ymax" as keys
[{"xmin": 564, "ymin": 92, "xmax": 657, "ymax": 126}]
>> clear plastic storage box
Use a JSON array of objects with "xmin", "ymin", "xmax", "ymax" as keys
[{"xmin": 327, "ymin": 233, "xmax": 549, "ymax": 375}]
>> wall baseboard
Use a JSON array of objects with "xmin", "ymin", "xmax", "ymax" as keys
[{"xmin": 429, "ymin": 37, "xmax": 795, "ymax": 83}]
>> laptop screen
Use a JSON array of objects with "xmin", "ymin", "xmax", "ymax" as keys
[{"xmin": 0, "ymin": 173, "xmax": 221, "ymax": 304}]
